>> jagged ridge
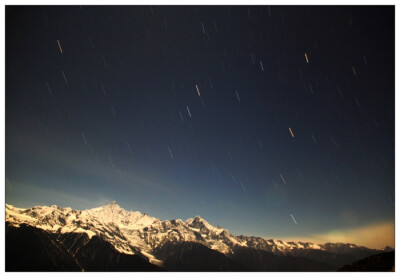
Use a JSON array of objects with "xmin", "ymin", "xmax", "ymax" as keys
[{"xmin": 5, "ymin": 202, "xmax": 390, "ymax": 268}]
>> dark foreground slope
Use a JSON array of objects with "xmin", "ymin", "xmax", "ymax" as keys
[
  {"xmin": 6, "ymin": 223, "xmax": 81, "ymax": 271},
  {"xmin": 288, "ymin": 248, "xmax": 358, "ymax": 269},
  {"xmin": 154, "ymin": 241, "xmax": 247, "ymax": 271},
  {"xmin": 338, "ymin": 251, "xmax": 395, "ymax": 272},
  {"xmin": 7, "ymin": 222, "xmax": 391, "ymax": 272},
  {"xmin": 153, "ymin": 241, "xmax": 338, "ymax": 271},
  {"xmin": 75, "ymin": 235, "xmax": 162, "ymax": 271},
  {"xmin": 6, "ymin": 223, "xmax": 162, "ymax": 272},
  {"xmin": 229, "ymin": 246, "xmax": 336, "ymax": 271}
]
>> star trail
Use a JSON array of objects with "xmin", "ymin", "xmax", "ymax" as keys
[{"xmin": 5, "ymin": 6, "xmax": 394, "ymax": 248}]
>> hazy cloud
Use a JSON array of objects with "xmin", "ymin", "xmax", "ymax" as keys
[{"xmin": 5, "ymin": 181, "xmax": 112, "ymax": 210}]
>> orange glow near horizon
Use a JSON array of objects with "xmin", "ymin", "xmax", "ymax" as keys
[{"xmin": 277, "ymin": 221, "xmax": 394, "ymax": 249}]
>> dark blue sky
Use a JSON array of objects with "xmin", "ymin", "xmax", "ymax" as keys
[{"xmin": 6, "ymin": 6, "xmax": 394, "ymax": 246}]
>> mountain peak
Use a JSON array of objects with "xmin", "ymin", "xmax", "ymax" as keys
[
  {"xmin": 86, "ymin": 201, "xmax": 125, "ymax": 215},
  {"xmin": 103, "ymin": 201, "xmax": 122, "ymax": 209},
  {"xmin": 6, "ymin": 202, "xmax": 386, "ymax": 269},
  {"xmin": 383, "ymin": 246, "xmax": 394, "ymax": 252}
]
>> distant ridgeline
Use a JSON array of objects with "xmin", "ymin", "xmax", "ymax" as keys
[{"xmin": 5, "ymin": 203, "xmax": 394, "ymax": 272}]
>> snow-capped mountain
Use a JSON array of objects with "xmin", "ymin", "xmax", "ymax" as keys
[{"xmin": 5, "ymin": 202, "xmax": 387, "ymax": 268}]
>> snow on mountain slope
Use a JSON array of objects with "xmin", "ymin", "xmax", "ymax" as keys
[
  {"xmin": 5, "ymin": 202, "xmax": 362, "ymax": 264},
  {"xmin": 86, "ymin": 201, "xmax": 157, "ymax": 228}
]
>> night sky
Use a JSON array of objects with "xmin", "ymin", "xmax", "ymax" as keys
[{"xmin": 5, "ymin": 6, "xmax": 394, "ymax": 247}]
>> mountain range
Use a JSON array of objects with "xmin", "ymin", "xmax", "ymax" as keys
[{"xmin": 5, "ymin": 202, "xmax": 394, "ymax": 271}]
